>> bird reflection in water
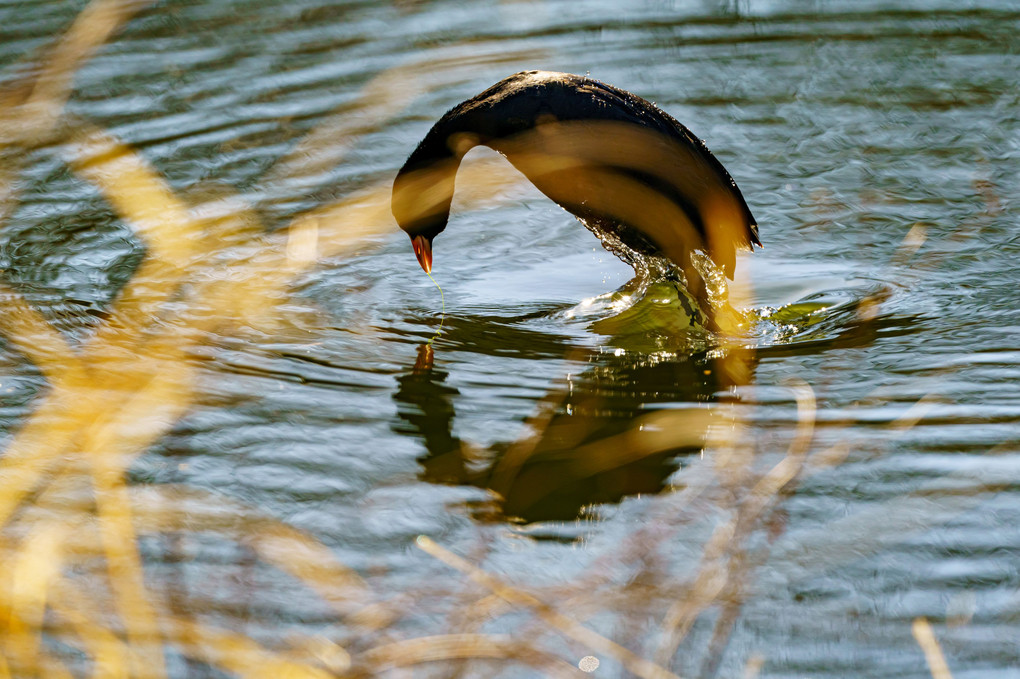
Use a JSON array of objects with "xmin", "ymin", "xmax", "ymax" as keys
[{"xmin": 394, "ymin": 330, "xmax": 756, "ymax": 523}]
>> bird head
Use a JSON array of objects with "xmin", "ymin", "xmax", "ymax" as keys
[{"xmin": 392, "ymin": 156, "xmax": 460, "ymax": 275}]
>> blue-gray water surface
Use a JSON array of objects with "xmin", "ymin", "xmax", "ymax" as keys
[{"xmin": 0, "ymin": 1, "xmax": 1017, "ymax": 677}]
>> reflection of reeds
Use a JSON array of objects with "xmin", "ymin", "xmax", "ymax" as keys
[{"xmin": 0, "ymin": 1, "xmax": 990, "ymax": 677}]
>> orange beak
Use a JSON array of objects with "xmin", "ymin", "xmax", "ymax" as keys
[{"xmin": 411, "ymin": 235, "xmax": 432, "ymax": 274}]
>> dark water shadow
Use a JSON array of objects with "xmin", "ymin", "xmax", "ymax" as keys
[{"xmin": 393, "ymin": 309, "xmax": 753, "ymax": 523}]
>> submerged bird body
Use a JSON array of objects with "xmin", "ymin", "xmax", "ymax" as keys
[{"xmin": 392, "ymin": 70, "xmax": 760, "ymax": 317}]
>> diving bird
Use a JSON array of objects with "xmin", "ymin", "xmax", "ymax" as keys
[{"xmin": 391, "ymin": 70, "xmax": 760, "ymax": 314}]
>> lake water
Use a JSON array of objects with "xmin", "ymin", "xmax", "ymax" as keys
[{"xmin": 0, "ymin": 1, "xmax": 1017, "ymax": 677}]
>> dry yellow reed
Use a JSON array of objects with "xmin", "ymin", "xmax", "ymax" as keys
[
  {"xmin": 416, "ymin": 536, "xmax": 684, "ymax": 679},
  {"xmin": 0, "ymin": 6, "xmax": 547, "ymax": 675},
  {"xmin": 912, "ymin": 617, "xmax": 954, "ymax": 679},
  {"xmin": 358, "ymin": 633, "xmax": 584, "ymax": 678},
  {"xmin": 4, "ymin": 525, "xmax": 68, "ymax": 674}
]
